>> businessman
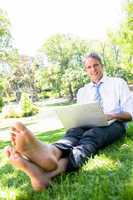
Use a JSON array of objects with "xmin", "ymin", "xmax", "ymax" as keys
[{"xmin": 5, "ymin": 53, "xmax": 133, "ymax": 191}]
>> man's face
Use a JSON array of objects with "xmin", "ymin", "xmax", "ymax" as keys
[{"xmin": 84, "ymin": 57, "xmax": 103, "ymax": 83}]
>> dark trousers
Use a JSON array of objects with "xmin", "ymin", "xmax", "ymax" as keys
[{"xmin": 53, "ymin": 121, "xmax": 126, "ymax": 171}]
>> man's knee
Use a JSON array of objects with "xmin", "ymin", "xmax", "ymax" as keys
[
  {"xmin": 83, "ymin": 127, "xmax": 101, "ymax": 138},
  {"xmin": 80, "ymin": 127, "xmax": 104, "ymax": 148}
]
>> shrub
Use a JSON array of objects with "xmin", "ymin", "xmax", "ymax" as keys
[{"xmin": 20, "ymin": 93, "xmax": 39, "ymax": 117}]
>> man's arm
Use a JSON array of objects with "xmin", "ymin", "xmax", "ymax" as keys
[
  {"xmin": 107, "ymin": 78, "xmax": 133, "ymax": 123},
  {"xmin": 106, "ymin": 112, "xmax": 132, "ymax": 122}
]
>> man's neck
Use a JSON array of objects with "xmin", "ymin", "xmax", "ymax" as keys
[{"xmin": 91, "ymin": 75, "xmax": 103, "ymax": 84}]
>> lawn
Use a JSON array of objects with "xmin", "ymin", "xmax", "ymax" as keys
[{"xmin": 0, "ymin": 123, "xmax": 133, "ymax": 200}]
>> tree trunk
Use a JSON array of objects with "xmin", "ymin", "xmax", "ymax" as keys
[{"xmin": 68, "ymin": 82, "xmax": 74, "ymax": 100}]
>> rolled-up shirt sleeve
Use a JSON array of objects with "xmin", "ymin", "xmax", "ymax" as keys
[{"xmin": 119, "ymin": 79, "xmax": 133, "ymax": 120}]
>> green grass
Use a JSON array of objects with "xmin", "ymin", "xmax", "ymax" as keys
[{"xmin": 0, "ymin": 123, "xmax": 133, "ymax": 200}]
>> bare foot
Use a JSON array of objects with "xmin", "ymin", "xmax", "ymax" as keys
[
  {"xmin": 5, "ymin": 146, "xmax": 51, "ymax": 191},
  {"xmin": 10, "ymin": 122, "xmax": 59, "ymax": 171}
]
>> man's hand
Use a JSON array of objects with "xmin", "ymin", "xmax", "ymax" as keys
[{"xmin": 105, "ymin": 112, "xmax": 132, "ymax": 122}]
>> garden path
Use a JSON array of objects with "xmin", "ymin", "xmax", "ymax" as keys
[{"xmin": 0, "ymin": 98, "xmax": 66, "ymax": 141}]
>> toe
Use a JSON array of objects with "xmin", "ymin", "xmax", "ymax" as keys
[
  {"xmin": 10, "ymin": 127, "xmax": 21, "ymax": 137},
  {"xmin": 13, "ymin": 122, "xmax": 27, "ymax": 132},
  {"xmin": 11, "ymin": 134, "xmax": 16, "ymax": 145},
  {"xmin": 10, "ymin": 127, "xmax": 17, "ymax": 132},
  {"xmin": 4, "ymin": 146, "xmax": 13, "ymax": 157}
]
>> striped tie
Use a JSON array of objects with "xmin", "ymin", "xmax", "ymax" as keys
[{"xmin": 94, "ymin": 83, "xmax": 102, "ymax": 106}]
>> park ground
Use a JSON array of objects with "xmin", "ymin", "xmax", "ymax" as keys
[{"xmin": 0, "ymin": 97, "xmax": 133, "ymax": 200}]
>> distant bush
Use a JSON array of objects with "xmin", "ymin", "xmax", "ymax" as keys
[
  {"xmin": 106, "ymin": 67, "xmax": 133, "ymax": 82},
  {"xmin": 2, "ymin": 93, "xmax": 39, "ymax": 118},
  {"xmin": 20, "ymin": 93, "xmax": 39, "ymax": 117}
]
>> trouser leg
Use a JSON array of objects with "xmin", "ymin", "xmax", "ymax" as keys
[
  {"xmin": 66, "ymin": 122, "xmax": 126, "ymax": 171},
  {"xmin": 53, "ymin": 127, "xmax": 85, "ymax": 155}
]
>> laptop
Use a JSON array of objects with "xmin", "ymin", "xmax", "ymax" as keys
[{"xmin": 54, "ymin": 103, "xmax": 114, "ymax": 129}]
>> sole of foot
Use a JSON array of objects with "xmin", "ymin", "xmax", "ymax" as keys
[
  {"xmin": 10, "ymin": 122, "xmax": 58, "ymax": 171},
  {"xmin": 5, "ymin": 146, "xmax": 50, "ymax": 191}
]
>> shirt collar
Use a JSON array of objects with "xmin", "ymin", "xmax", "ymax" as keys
[{"xmin": 90, "ymin": 75, "xmax": 107, "ymax": 87}]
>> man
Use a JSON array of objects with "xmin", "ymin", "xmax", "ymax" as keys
[{"xmin": 5, "ymin": 53, "xmax": 133, "ymax": 191}]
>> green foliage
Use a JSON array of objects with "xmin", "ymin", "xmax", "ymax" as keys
[
  {"xmin": 40, "ymin": 34, "xmax": 90, "ymax": 98},
  {"xmin": 35, "ymin": 65, "xmax": 62, "ymax": 97},
  {"xmin": 0, "ymin": 8, "xmax": 19, "ymax": 66},
  {"xmin": 1, "ymin": 2, "xmax": 133, "ymax": 103},
  {"xmin": 20, "ymin": 93, "xmax": 39, "ymax": 117},
  {"xmin": 61, "ymin": 67, "xmax": 89, "ymax": 98},
  {"xmin": 0, "ymin": 8, "xmax": 11, "ymax": 45},
  {"xmin": 108, "ymin": 0, "xmax": 133, "ymax": 71},
  {"xmin": 41, "ymin": 34, "xmax": 89, "ymax": 72},
  {"xmin": 106, "ymin": 66, "xmax": 133, "ymax": 81},
  {"xmin": 0, "ymin": 9, "xmax": 20, "ymax": 104}
]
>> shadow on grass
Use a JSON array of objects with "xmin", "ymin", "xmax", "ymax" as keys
[{"xmin": 49, "ymin": 137, "xmax": 133, "ymax": 200}]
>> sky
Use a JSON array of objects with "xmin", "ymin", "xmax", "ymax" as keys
[{"xmin": 0, "ymin": 0, "xmax": 126, "ymax": 56}]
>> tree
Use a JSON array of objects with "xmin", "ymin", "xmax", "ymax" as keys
[
  {"xmin": 108, "ymin": 0, "xmax": 133, "ymax": 72},
  {"xmin": 35, "ymin": 64, "xmax": 62, "ymax": 98},
  {"xmin": 40, "ymin": 34, "xmax": 90, "ymax": 98},
  {"xmin": 41, "ymin": 34, "xmax": 89, "ymax": 72},
  {"xmin": 61, "ymin": 67, "xmax": 88, "ymax": 99},
  {"xmin": 0, "ymin": 9, "xmax": 20, "ymax": 103},
  {"xmin": 7, "ymin": 55, "xmax": 40, "ymax": 102},
  {"xmin": 0, "ymin": 9, "xmax": 19, "ymax": 67}
]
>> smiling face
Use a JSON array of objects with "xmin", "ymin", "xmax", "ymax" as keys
[{"xmin": 84, "ymin": 57, "xmax": 103, "ymax": 83}]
